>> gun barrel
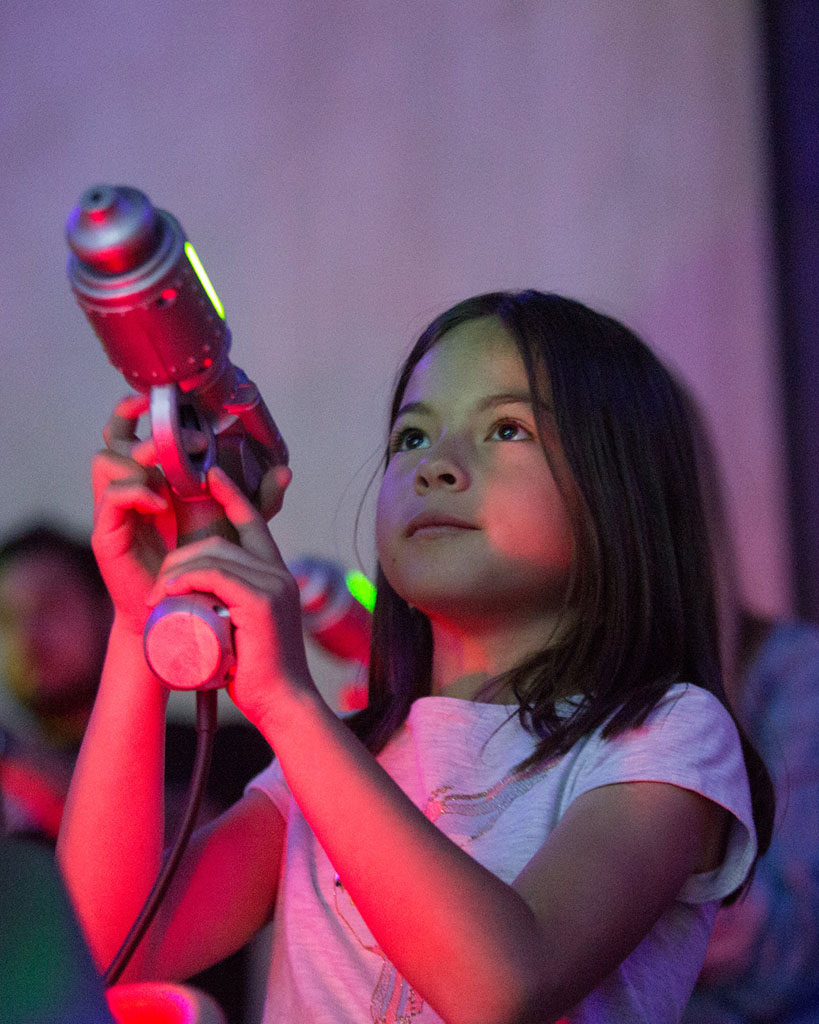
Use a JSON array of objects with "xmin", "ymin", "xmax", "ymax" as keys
[{"xmin": 66, "ymin": 185, "xmax": 230, "ymax": 393}]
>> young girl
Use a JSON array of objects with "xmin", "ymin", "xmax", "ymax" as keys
[{"xmin": 57, "ymin": 290, "xmax": 773, "ymax": 1024}]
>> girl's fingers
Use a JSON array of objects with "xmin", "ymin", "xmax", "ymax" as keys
[
  {"xmin": 205, "ymin": 466, "xmax": 286, "ymax": 565},
  {"xmin": 93, "ymin": 480, "xmax": 169, "ymax": 541},
  {"xmin": 147, "ymin": 559, "xmax": 291, "ymax": 611},
  {"xmin": 101, "ymin": 394, "xmax": 203, "ymax": 459},
  {"xmin": 92, "ymin": 449, "xmax": 155, "ymax": 503},
  {"xmin": 92, "ymin": 449, "xmax": 170, "ymax": 507},
  {"xmin": 91, "ymin": 449, "xmax": 175, "ymax": 548},
  {"xmin": 103, "ymin": 394, "xmax": 149, "ymax": 454},
  {"xmin": 257, "ymin": 464, "xmax": 293, "ymax": 521},
  {"xmin": 114, "ymin": 393, "xmax": 150, "ymax": 418},
  {"xmin": 158, "ymin": 535, "xmax": 272, "ymax": 574},
  {"xmin": 130, "ymin": 437, "xmax": 159, "ymax": 466}
]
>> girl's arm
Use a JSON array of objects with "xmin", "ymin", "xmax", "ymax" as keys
[
  {"xmin": 262, "ymin": 687, "xmax": 723, "ymax": 1024},
  {"xmin": 57, "ymin": 401, "xmax": 289, "ymax": 980},
  {"xmin": 57, "ymin": 619, "xmax": 286, "ymax": 981},
  {"xmin": 158, "ymin": 467, "xmax": 727, "ymax": 1024},
  {"xmin": 57, "ymin": 617, "xmax": 169, "ymax": 972}
]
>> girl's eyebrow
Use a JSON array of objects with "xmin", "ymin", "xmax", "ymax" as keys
[
  {"xmin": 479, "ymin": 392, "xmax": 556, "ymax": 417},
  {"xmin": 395, "ymin": 391, "xmax": 537, "ymax": 421},
  {"xmin": 476, "ymin": 391, "xmax": 536, "ymax": 412},
  {"xmin": 394, "ymin": 400, "xmax": 432, "ymax": 420}
]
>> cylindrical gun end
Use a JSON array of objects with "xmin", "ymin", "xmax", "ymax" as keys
[{"xmin": 66, "ymin": 184, "xmax": 160, "ymax": 275}]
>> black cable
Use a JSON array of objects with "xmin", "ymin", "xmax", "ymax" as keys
[{"xmin": 104, "ymin": 688, "xmax": 218, "ymax": 986}]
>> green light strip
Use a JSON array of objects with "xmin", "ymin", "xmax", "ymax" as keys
[
  {"xmin": 185, "ymin": 242, "xmax": 226, "ymax": 319},
  {"xmin": 345, "ymin": 570, "xmax": 376, "ymax": 612}
]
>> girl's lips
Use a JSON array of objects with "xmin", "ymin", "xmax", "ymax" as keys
[{"xmin": 406, "ymin": 514, "xmax": 478, "ymax": 537}]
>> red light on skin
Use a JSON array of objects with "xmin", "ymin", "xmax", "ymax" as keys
[
  {"xmin": 161, "ymin": 288, "xmax": 177, "ymax": 303},
  {"xmin": 106, "ymin": 982, "xmax": 225, "ymax": 1023},
  {"xmin": 203, "ymin": 358, "xmax": 213, "ymax": 367},
  {"xmin": 338, "ymin": 682, "xmax": 368, "ymax": 712}
]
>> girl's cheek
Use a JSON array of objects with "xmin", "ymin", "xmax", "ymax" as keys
[
  {"xmin": 375, "ymin": 485, "xmax": 408, "ymax": 573},
  {"xmin": 373, "ymin": 490, "xmax": 392, "ymax": 559},
  {"xmin": 375, "ymin": 467, "xmax": 401, "ymax": 521}
]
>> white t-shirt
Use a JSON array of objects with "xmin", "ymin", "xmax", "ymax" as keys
[{"xmin": 247, "ymin": 683, "xmax": 756, "ymax": 1024}]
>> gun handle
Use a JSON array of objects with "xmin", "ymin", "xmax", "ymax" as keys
[
  {"xmin": 144, "ymin": 494, "xmax": 238, "ymax": 691},
  {"xmin": 144, "ymin": 593, "xmax": 233, "ymax": 691}
]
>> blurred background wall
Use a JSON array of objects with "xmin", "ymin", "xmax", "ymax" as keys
[{"xmin": 0, "ymin": 0, "xmax": 791, "ymax": 708}]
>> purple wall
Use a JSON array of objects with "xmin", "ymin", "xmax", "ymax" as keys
[{"xmin": 0, "ymin": 1, "xmax": 789, "ymax": 698}]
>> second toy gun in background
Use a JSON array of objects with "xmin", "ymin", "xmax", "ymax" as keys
[{"xmin": 66, "ymin": 185, "xmax": 289, "ymax": 691}]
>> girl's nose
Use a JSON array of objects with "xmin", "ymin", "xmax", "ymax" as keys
[{"xmin": 413, "ymin": 447, "xmax": 470, "ymax": 494}]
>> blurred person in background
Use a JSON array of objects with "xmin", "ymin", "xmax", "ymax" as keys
[
  {"xmin": 0, "ymin": 522, "xmax": 112, "ymax": 840},
  {"xmin": 0, "ymin": 521, "xmax": 271, "ymax": 1022},
  {"xmin": 0, "ymin": 524, "xmax": 118, "ymax": 1020},
  {"xmin": 681, "ymin": 392, "xmax": 819, "ymax": 1024}
]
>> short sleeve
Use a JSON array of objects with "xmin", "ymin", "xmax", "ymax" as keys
[
  {"xmin": 569, "ymin": 684, "xmax": 757, "ymax": 903},
  {"xmin": 245, "ymin": 755, "xmax": 291, "ymax": 820}
]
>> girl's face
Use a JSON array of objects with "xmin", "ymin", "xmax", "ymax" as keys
[{"xmin": 376, "ymin": 317, "xmax": 576, "ymax": 631}]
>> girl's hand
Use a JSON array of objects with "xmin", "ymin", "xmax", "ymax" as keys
[
  {"xmin": 92, "ymin": 395, "xmax": 292, "ymax": 641},
  {"xmin": 92, "ymin": 395, "xmax": 177, "ymax": 635},
  {"xmin": 146, "ymin": 465, "xmax": 307, "ymax": 731}
]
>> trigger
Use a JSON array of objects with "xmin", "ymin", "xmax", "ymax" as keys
[{"xmin": 150, "ymin": 384, "xmax": 216, "ymax": 498}]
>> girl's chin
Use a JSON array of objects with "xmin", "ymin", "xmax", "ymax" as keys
[{"xmin": 399, "ymin": 593, "xmax": 535, "ymax": 627}]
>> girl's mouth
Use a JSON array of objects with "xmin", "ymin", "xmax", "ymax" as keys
[{"xmin": 406, "ymin": 514, "xmax": 478, "ymax": 537}]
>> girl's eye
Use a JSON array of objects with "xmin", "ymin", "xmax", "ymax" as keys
[
  {"xmin": 389, "ymin": 426, "xmax": 429, "ymax": 454},
  {"xmin": 489, "ymin": 419, "xmax": 533, "ymax": 442}
]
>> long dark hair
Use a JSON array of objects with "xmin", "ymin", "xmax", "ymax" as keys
[{"xmin": 349, "ymin": 290, "xmax": 774, "ymax": 865}]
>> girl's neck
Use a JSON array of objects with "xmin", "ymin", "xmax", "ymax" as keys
[{"xmin": 428, "ymin": 612, "xmax": 562, "ymax": 703}]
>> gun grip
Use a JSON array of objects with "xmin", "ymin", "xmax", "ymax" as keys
[
  {"xmin": 145, "ymin": 493, "xmax": 239, "ymax": 691},
  {"xmin": 144, "ymin": 594, "xmax": 234, "ymax": 690}
]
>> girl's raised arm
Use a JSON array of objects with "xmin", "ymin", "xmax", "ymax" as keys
[{"xmin": 57, "ymin": 400, "xmax": 287, "ymax": 981}]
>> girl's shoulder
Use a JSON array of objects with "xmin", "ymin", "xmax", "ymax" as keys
[
  {"xmin": 571, "ymin": 682, "xmax": 756, "ymax": 902},
  {"xmin": 576, "ymin": 681, "xmax": 744, "ymax": 786},
  {"xmin": 634, "ymin": 680, "xmax": 735, "ymax": 732}
]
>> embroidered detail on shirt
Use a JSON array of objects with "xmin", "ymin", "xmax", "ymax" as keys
[
  {"xmin": 333, "ymin": 874, "xmax": 424, "ymax": 1024},
  {"xmin": 425, "ymin": 759, "xmax": 553, "ymax": 841},
  {"xmin": 328, "ymin": 759, "xmax": 553, "ymax": 1022}
]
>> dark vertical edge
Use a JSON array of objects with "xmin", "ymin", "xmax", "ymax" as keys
[{"xmin": 761, "ymin": 0, "xmax": 819, "ymax": 618}]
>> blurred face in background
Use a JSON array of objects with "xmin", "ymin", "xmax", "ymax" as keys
[{"xmin": 0, "ymin": 552, "xmax": 111, "ymax": 721}]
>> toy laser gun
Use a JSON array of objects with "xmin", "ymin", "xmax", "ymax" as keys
[{"xmin": 66, "ymin": 185, "xmax": 288, "ymax": 691}]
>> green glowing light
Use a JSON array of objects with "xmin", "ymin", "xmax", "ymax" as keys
[
  {"xmin": 185, "ymin": 241, "xmax": 225, "ymax": 319},
  {"xmin": 345, "ymin": 570, "xmax": 376, "ymax": 612}
]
